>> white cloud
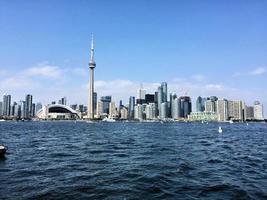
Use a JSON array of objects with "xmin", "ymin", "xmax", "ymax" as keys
[
  {"xmin": 192, "ymin": 74, "xmax": 205, "ymax": 81},
  {"xmin": 249, "ymin": 67, "xmax": 266, "ymax": 75},
  {"xmin": 234, "ymin": 67, "xmax": 266, "ymax": 76},
  {"xmin": 24, "ymin": 63, "xmax": 63, "ymax": 78},
  {"xmin": 0, "ymin": 77, "xmax": 38, "ymax": 90}
]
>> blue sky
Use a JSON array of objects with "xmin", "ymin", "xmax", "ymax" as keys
[{"xmin": 0, "ymin": 0, "xmax": 266, "ymax": 113}]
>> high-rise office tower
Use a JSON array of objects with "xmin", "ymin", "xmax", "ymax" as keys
[
  {"xmin": 228, "ymin": 100, "xmax": 245, "ymax": 121},
  {"xmin": 161, "ymin": 82, "xmax": 167, "ymax": 103},
  {"xmin": 134, "ymin": 104, "xmax": 144, "ymax": 120},
  {"xmin": 145, "ymin": 103, "xmax": 156, "ymax": 120},
  {"xmin": 128, "ymin": 96, "xmax": 135, "ymax": 119},
  {"xmin": 205, "ymin": 96, "xmax": 217, "ymax": 113},
  {"xmin": 101, "ymin": 96, "xmax": 112, "ymax": 114},
  {"xmin": 25, "ymin": 94, "xmax": 33, "ymax": 119},
  {"xmin": 58, "ymin": 97, "xmax": 67, "ymax": 105},
  {"xmin": 136, "ymin": 84, "xmax": 146, "ymax": 105},
  {"xmin": 109, "ymin": 102, "xmax": 117, "ymax": 118},
  {"xmin": 120, "ymin": 107, "xmax": 128, "ymax": 120},
  {"xmin": 20, "ymin": 100, "xmax": 26, "ymax": 119},
  {"xmin": 0, "ymin": 101, "xmax": 3, "ymax": 116},
  {"xmin": 196, "ymin": 96, "xmax": 205, "ymax": 112},
  {"xmin": 31, "ymin": 103, "xmax": 36, "ymax": 117},
  {"xmin": 88, "ymin": 34, "xmax": 96, "ymax": 119},
  {"xmin": 157, "ymin": 86, "xmax": 162, "ymax": 116},
  {"xmin": 93, "ymin": 92, "xmax": 97, "ymax": 115},
  {"xmin": 254, "ymin": 101, "xmax": 264, "ymax": 120},
  {"xmin": 246, "ymin": 106, "xmax": 254, "ymax": 120},
  {"xmin": 96, "ymin": 101, "xmax": 104, "ymax": 118},
  {"xmin": 216, "ymin": 99, "xmax": 228, "ymax": 121},
  {"xmin": 3, "ymin": 94, "xmax": 11, "ymax": 116},
  {"xmin": 160, "ymin": 102, "xmax": 168, "ymax": 119},
  {"xmin": 179, "ymin": 96, "xmax": 192, "ymax": 118}
]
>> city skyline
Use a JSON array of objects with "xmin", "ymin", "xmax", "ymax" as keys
[{"xmin": 0, "ymin": 1, "xmax": 266, "ymax": 114}]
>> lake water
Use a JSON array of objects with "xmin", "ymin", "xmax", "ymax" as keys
[{"xmin": 0, "ymin": 121, "xmax": 266, "ymax": 199}]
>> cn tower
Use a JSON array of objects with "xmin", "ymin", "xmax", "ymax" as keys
[{"xmin": 88, "ymin": 34, "xmax": 96, "ymax": 119}]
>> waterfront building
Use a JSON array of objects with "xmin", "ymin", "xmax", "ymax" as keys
[
  {"xmin": 14, "ymin": 103, "xmax": 20, "ymax": 118},
  {"xmin": 120, "ymin": 107, "xmax": 128, "ymax": 120},
  {"xmin": 179, "ymin": 96, "xmax": 192, "ymax": 118},
  {"xmin": 128, "ymin": 96, "xmax": 135, "ymax": 119},
  {"xmin": 188, "ymin": 111, "xmax": 218, "ymax": 121},
  {"xmin": 25, "ymin": 94, "xmax": 33, "ymax": 119},
  {"xmin": 145, "ymin": 103, "xmax": 156, "ymax": 120},
  {"xmin": 254, "ymin": 101, "xmax": 264, "ymax": 120},
  {"xmin": 160, "ymin": 102, "xmax": 168, "ymax": 119},
  {"xmin": 3, "ymin": 94, "xmax": 11, "ymax": 116},
  {"xmin": 88, "ymin": 34, "xmax": 96, "ymax": 119},
  {"xmin": 11, "ymin": 102, "xmax": 17, "ymax": 116},
  {"xmin": 171, "ymin": 96, "xmax": 179, "ymax": 119},
  {"xmin": 216, "ymin": 99, "xmax": 228, "ymax": 121},
  {"xmin": 96, "ymin": 101, "xmax": 104, "ymax": 118},
  {"xmin": 101, "ymin": 96, "xmax": 111, "ymax": 114},
  {"xmin": 246, "ymin": 106, "xmax": 254, "ymax": 120},
  {"xmin": 20, "ymin": 100, "xmax": 26, "ymax": 119},
  {"xmin": 109, "ymin": 102, "xmax": 117, "ymax": 118},
  {"xmin": 93, "ymin": 92, "xmax": 97, "ymax": 115},
  {"xmin": 134, "ymin": 104, "xmax": 143, "ymax": 120},
  {"xmin": 37, "ymin": 104, "xmax": 80, "ymax": 120},
  {"xmin": 0, "ymin": 101, "xmax": 3, "ymax": 116},
  {"xmin": 157, "ymin": 86, "xmax": 162, "ymax": 116},
  {"xmin": 228, "ymin": 100, "xmax": 246, "ymax": 121},
  {"xmin": 196, "ymin": 96, "xmax": 205, "ymax": 112}
]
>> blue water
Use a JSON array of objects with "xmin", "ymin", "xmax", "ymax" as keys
[{"xmin": 0, "ymin": 121, "xmax": 266, "ymax": 199}]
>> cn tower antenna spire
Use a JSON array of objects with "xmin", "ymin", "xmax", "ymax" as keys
[
  {"xmin": 90, "ymin": 33, "xmax": 95, "ymax": 65},
  {"xmin": 91, "ymin": 32, "xmax": 94, "ymax": 49}
]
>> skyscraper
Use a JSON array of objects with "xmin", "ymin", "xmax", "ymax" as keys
[
  {"xmin": 217, "ymin": 99, "xmax": 228, "ymax": 121},
  {"xmin": 136, "ymin": 84, "xmax": 146, "ymax": 105},
  {"xmin": 179, "ymin": 96, "xmax": 192, "ymax": 118},
  {"xmin": 0, "ymin": 101, "xmax": 3, "ymax": 116},
  {"xmin": 25, "ymin": 94, "xmax": 33, "ymax": 119},
  {"xmin": 196, "ymin": 96, "xmax": 205, "ymax": 112},
  {"xmin": 254, "ymin": 101, "xmax": 264, "ymax": 120},
  {"xmin": 3, "ymin": 94, "xmax": 11, "ymax": 116},
  {"xmin": 246, "ymin": 106, "xmax": 254, "ymax": 120},
  {"xmin": 157, "ymin": 86, "xmax": 162, "ymax": 114},
  {"xmin": 101, "ymin": 96, "xmax": 112, "ymax": 114},
  {"xmin": 128, "ymin": 96, "xmax": 135, "ymax": 119},
  {"xmin": 93, "ymin": 92, "xmax": 97, "ymax": 115},
  {"xmin": 161, "ymin": 82, "xmax": 167, "ymax": 103},
  {"xmin": 88, "ymin": 34, "xmax": 96, "ymax": 119}
]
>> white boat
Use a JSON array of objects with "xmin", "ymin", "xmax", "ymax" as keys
[
  {"xmin": 0, "ymin": 145, "xmax": 7, "ymax": 157},
  {"xmin": 0, "ymin": 119, "xmax": 5, "ymax": 122},
  {"xmin": 218, "ymin": 126, "xmax": 223, "ymax": 133},
  {"xmin": 102, "ymin": 118, "xmax": 116, "ymax": 122},
  {"xmin": 229, "ymin": 120, "xmax": 234, "ymax": 124}
]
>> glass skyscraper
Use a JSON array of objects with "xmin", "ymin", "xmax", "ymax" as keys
[
  {"xmin": 128, "ymin": 96, "xmax": 135, "ymax": 119},
  {"xmin": 101, "ymin": 96, "xmax": 111, "ymax": 114}
]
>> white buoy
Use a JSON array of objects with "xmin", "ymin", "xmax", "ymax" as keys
[{"xmin": 218, "ymin": 126, "xmax": 223, "ymax": 133}]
